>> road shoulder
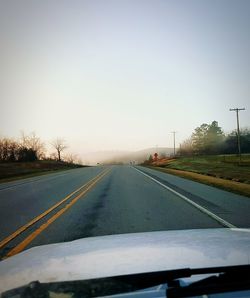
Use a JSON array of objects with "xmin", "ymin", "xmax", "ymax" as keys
[{"xmin": 145, "ymin": 166, "xmax": 250, "ymax": 198}]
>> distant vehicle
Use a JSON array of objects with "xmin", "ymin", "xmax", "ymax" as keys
[{"xmin": 1, "ymin": 228, "xmax": 250, "ymax": 297}]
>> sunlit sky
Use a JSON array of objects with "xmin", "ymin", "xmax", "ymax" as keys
[{"xmin": 0, "ymin": 0, "xmax": 249, "ymax": 156}]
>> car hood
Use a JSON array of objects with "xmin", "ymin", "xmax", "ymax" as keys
[{"xmin": 0, "ymin": 228, "xmax": 250, "ymax": 293}]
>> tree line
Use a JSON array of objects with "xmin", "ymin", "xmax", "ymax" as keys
[
  {"xmin": 0, "ymin": 132, "xmax": 82, "ymax": 164},
  {"xmin": 179, "ymin": 121, "xmax": 250, "ymax": 156}
]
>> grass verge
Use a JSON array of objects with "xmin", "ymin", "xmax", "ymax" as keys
[
  {"xmin": 145, "ymin": 154, "xmax": 250, "ymax": 198},
  {"xmin": 0, "ymin": 160, "xmax": 86, "ymax": 183}
]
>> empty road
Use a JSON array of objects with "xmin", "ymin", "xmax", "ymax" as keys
[{"xmin": 0, "ymin": 165, "xmax": 250, "ymax": 259}]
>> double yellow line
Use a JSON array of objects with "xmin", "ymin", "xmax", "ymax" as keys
[{"xmin": 0, "ymin": 169, "xmax": 110, "ymax": 259}]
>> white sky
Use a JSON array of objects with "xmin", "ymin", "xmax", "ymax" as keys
[{"xmin": 0, "ymin": 0, "xmax": 249, "ymax": 155}]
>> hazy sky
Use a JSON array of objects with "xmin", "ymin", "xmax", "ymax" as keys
[{"xmin": 0, "ymin": 0, "xmax": 249, "ymax": 155}]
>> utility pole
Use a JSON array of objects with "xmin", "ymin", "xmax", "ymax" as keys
[
  {"xmin": 229, "ymin": 108, "xmax": 245, "ymax": 162},
  {"xmin": 171, "ymin": 131, "xmax": 177, "ymax": 156}
]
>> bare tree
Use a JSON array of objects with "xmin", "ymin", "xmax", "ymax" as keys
[
  {"xmin": 64, "ymin": 153, "xmax": 78, "ymax": 164},
  {"xmin": 51, "ymin": 138, "xmax": 67, "ymax": 161},
  {"xmin": 47, "ymin": 152, "xmax": 57, "ymax": 161},
  {"xmin": 0, "ymin": 138, "xmax": 20, "ymax": 162},
  {"xmin": 20, "ymin": 131, "xmax": 46, "ymax": 159},
  {"xmin": 76, "ymin": 157, "xmax": 83, "ymax": 165},
  {"xmin": 179, "ymin": 138, "xmax": 193, "ymax": 156}
]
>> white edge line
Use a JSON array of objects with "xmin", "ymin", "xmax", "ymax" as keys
[{"xmin": 133, "ymin": 167, "xmax": 237, "ymax": 229}]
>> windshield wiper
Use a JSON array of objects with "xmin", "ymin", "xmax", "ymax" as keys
[
  {"xmin": 2, "ymin": 265, "xmax": 250, "ymax": 298},
  {"xmin": 166, "ymin": 264, "xmax": 250, "ymax": 297}
]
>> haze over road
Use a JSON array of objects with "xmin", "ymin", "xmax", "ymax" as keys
[{"xmin": 0, "ymin": 165, "xmax": 249, "ymax": 259}]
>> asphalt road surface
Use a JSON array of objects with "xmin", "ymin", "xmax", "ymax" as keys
[{"xmin": 0, "ymin": 165, "xmax": 250, "ymax": 259}]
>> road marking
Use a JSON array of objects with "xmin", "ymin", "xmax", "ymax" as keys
[
  {"xmin": 0, "ymin": 169, "xmax": 108, "ymax": 250},
  {"xmin": 5, "ymin": 169, "xmax": 110, "ymax": 258},
  {"xmin": 133, "ymin": 167, "xmax": 237, "ymax": 228}
]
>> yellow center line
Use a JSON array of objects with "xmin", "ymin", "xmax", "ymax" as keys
[
  {"xmin": 0, "ymin": 169, "xmax": 108, "ymax": 250},
  {"xmin": 5, "ymin": 169, "xmax": 110, "ymax": 258}
]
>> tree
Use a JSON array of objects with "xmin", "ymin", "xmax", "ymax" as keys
[
  {"xmin": 20, "ymin": 131, "xmax": 46, "ymax": 160},
  {"xmin": 179, "ymin": 138, "xmax": 193, "ymax": 156},
  {"xmin": 205, "ymin": 121, "xmax": 225, "ymax": 154},
  {"xmin": 8, "ymin": 140, "xmax": 19, "ymax": 161},
  {"xmin": 191, "ymin": 121, "xmax": 224, "ymax": 154},
  {"xmin": 0, "ymin": 138, "xmax": 20, "ymax": 162},
  {"xmin": 240, "ymin": 128, "xmax": 250, "ymax": 153},
  {"xmin": 223, "ymin": 128, "xmax": 250, "ymax": 154},
  {"xmin": 64, "ymin": 153, "xmax": 78, "ymax": 164},
  {"xmin": 142, "ymin": 154, "xmax": 153, "ymax": 165},
  {"xmin": 18, "ymin": 148, "xmax": 38, "ymax": 162},
  {"xmin": 191, "ymin": 123, "xmax": 209, "ymax": 154},
  {"xmin": 51, "ymin": 138, "xmax": 67, "ymax": 161},
  {"xmin": 49, "ymin": 152, "xmax": 58, "ymax": 161},
  {"xmin": 76, "ymin": 157, "xmax": 83, "ymax": 165}
]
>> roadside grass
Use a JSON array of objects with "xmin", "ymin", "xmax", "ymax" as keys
[
  {"xmin": 146, "ymin": 154, "xmax": 250, "ymax": 197},
  {"xmin": 0, "ymin": 160, "xmax": 86, "ymax": 183}
]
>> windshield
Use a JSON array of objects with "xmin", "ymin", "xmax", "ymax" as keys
[{"xmin": 0, "ymin": 0, "xmax": 249, "ymax": 297}]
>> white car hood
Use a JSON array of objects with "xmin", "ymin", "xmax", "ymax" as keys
[{"xmin": 0, "ymin": 228, "xmax": 250, "ymax": 293}]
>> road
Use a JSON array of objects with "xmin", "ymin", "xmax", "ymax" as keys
[{"xmin": 0, "ymin": 165, "xmax": 250, "ymax": 259}]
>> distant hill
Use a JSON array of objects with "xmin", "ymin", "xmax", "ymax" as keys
[
  {"xmin": 82, "ymin": 147, "xmax": 174, "ymax": 165},
  {"xmin": 81, "ymin": 150, "xmax": 131, "ymax": 165}
]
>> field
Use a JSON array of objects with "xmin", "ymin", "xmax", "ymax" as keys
[
  {"xmin": 0, "ymin": 160, "xmax": 85, "ymax": 182},
  {"xmin": 148, "ymin": 154, "xmax": 250, "ymax": 197}
]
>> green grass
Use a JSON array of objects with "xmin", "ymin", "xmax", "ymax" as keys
[
  {"xmin": 161, "ymin": 154, "xmax": 250, "ymax": 184},
  {"xmin": 144, "ymin": 154, "xmax": 250, "ymax": 197},
  {"xmin": 0, "ymin": 160, "xmax": 86, "ymax": 183}
]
